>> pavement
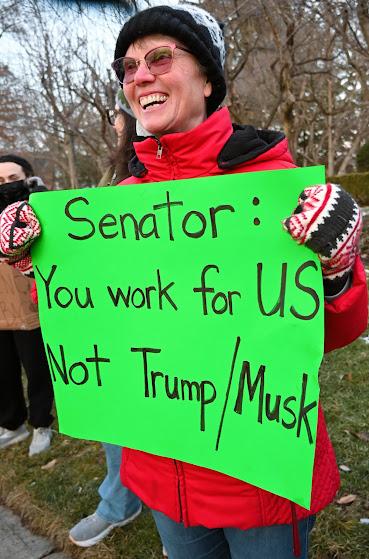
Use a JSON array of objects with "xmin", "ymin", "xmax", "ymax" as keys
[{"xmin": 0, "ymin": 504, "xmax": 71, "ymax": 559}]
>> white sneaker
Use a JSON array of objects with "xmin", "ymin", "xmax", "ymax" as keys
[
  {"xmin": 0, "ymin": 424, "xmax": 29, "ymax": 449},
  {"xmin": 29, "ymin": 427, "xmax": 52, "ymax": 456},
  {"xmin": 69, "ymin": 505, "xmax": 142, "ymax": 547}
]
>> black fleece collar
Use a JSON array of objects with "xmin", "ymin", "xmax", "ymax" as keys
[{"xmin": 217, "ymin": 125, "xmax": 285, "ymax": 170}]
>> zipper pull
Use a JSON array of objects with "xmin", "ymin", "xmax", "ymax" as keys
[{"xmin": 156, "ymin": 142, "xmax": 163, "ymax": 159}]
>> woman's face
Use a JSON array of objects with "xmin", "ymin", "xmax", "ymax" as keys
[
  {"xmin": 114, "ymin": 105, "xmax": 125, "ymax": 138},
  {"xmin": 123, "ymin": 34, "xmax": 212, "ymax": 137}
]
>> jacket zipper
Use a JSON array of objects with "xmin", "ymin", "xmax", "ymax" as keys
[
  {"xmin": 155, "ymin": 137, "xmax": 176, "ymax": 179},
  {"xmin": 156, "ymin": 139, "xmax": 164, "ymax": 159},
  {"xmin": 174, "ymin": 460, "xmax": 183, "ymax": 522}
]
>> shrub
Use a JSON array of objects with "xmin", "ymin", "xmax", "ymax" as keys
[
  {"xmin": 327, "ymin": 172, "xmax": 369, "ymax": 206},
  {"xmin": 357, "ymin": 141, "xmax": 369, "ymax": 172}
]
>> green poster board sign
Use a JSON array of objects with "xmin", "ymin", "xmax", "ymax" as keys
[{"xmin": 31, "ymin": 166, "xmax": 325, "ymax": 509}]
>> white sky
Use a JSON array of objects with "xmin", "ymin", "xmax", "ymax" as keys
[{"xmin": 1, "ymin": 0, "xmax": 179, "ymax": 76}]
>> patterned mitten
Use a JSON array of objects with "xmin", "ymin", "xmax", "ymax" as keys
[
  {"xmin": 0, "ymin": 201, "xmax": 41, "ymax": 276},
  {"xmin": 283, "ymin": 183, "xmax": 362, "ymax": 285}
]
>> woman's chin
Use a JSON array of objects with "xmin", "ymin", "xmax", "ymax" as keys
[{"xmin": 140, "ymin": 118, "xmax": 167, "ymax": 137}]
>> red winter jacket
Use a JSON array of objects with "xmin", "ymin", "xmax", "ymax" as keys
[{"xmin": 119, "ymin": 108, "xmax": 368, "ymax": 530}]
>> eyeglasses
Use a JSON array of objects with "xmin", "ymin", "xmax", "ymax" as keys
[
  {"xmin": 111, "ymin": 44, "xmax": 192, "ymax": 85},
  {"xmin": 106, "ymin": 108, "xmax": 118, "ymax": 126}
]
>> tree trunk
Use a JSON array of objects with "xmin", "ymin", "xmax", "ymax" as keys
[
  {"xmin": 337, "ymin": 135, "xmax": 361, "ymax": 175},
  {"xmin": 327, "ymin": 78, "xmax": 334, "ymax": 176},
  {"xmin": 65, "ymin": 132, "xmax": 79, "ymax": 189}
]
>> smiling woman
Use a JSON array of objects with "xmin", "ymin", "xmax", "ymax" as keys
[{"xmin": 106, "ymin": 4, "xmax": 369, "ymax": 559}]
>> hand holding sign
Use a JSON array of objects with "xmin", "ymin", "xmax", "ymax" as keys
[
  {"xmin": 283, "ymin": 183, "xmax": 362, "ymax": 280},
  {"xmin": 0, "ymin": 201, "xmax": 41, "ymax": 275}
]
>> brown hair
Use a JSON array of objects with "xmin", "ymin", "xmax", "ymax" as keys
[{"xmin": 109, "ymin": 110, "xmax": 137, "ymax": 184}]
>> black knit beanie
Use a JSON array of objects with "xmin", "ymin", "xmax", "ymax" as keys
[
  {"xmin": 114, "ymin": 4, "xmax": 226, "ymax": 116},
  {"xmin": 0, "ymin": 154, "xmax": 34, "ymax": 177}
]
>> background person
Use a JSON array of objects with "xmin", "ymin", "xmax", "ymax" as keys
[
  {"xmin": 69, "ymin": 442, "xmax": 142, "ymax": 547},
  {"xmin": 98, "ymin": 89, "xmax": 136, "ymax": 187},
  {"xmin": 69, "ymin": 94, "xmax": 143, "ymax": 549},
  {"xmin": 0, "ymin": 154, "xmax": 54, "ymax": 456}
]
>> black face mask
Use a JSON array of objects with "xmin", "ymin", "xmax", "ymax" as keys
[{"xmin": 0, "ymin": 179, "xmax": 30, "ymax": 213}]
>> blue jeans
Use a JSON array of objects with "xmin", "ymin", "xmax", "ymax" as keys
[
  {"xmin": 152, "ymin": 510, "xmax": 315, "ymax": 559},
  {"xmin": 96, "ymin": 443, "xmax": 141, "ymax": 523}
]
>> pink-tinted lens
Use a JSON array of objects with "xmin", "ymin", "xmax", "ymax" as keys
[{"xmin": 145, "ymin": 46, "xmax": 174, "ymax": 75}]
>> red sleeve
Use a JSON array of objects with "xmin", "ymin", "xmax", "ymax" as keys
[{"xmin": 324, "ymin": 255, "xmax": 368, "ymax": 353}]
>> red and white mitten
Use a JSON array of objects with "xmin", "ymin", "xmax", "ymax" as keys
[
  {"xmin": 283, "ymin": 183, "xmax": 362, "ymax": 284},
  {"xmin": 0, "ymin": 201, "xmax": 41, "ymax": 276}
]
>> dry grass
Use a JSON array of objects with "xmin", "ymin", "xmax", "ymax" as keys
[
  {"xmin": 310, "ymin": 335, "xmax": 369, "ymax": 558},
  {"xmin": 0, "ymin": 437, "xmax": 162, "ymax": 559}
]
